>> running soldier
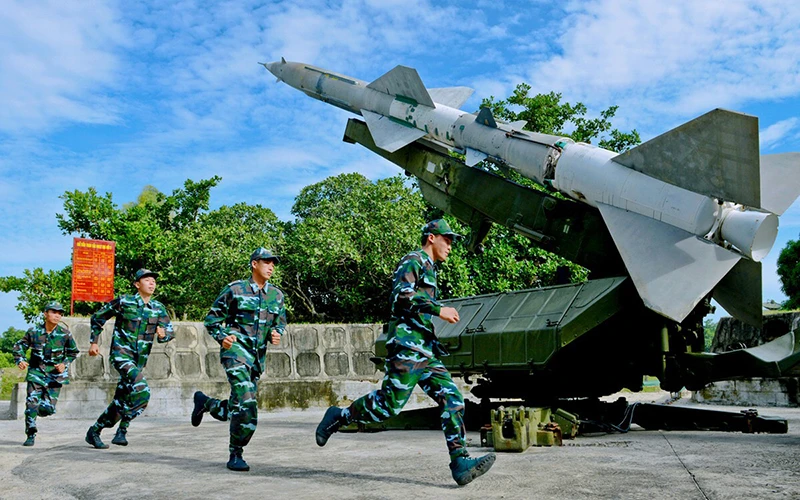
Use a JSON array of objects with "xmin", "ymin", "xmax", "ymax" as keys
[
  {"xmin": 85, "ymin": 268, "xmax": 174, "ymax": 448},
  {"xmin": 314, "ymin": 219, "xmax": 496, "ymax": 485},
  {"xmin": 191, "ymin": 247, "xmax": 286, "ymax": 472},
  {"xmin": 13, "ymin": 301, "xmax": 79, "ymax": 446}
]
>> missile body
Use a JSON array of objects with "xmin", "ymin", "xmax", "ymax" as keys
[{"xmin": 264, "ymin": 59, "xmax": 800, "ymax": 324}]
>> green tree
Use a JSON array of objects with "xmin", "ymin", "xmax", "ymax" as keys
[
  {"xmin": 777, "ymin": 238, "xmax": 800, "ymax": 309},
  {"xmin": 703, "ymin": 318, "xmax": 717, "ymax": 352},
  {"xmin": 0, "ymin": 326, "xmax": 26, "ymax": 353},
  {"xmin": 481, "ymin": 85, "xmax": 641, "ymax": 153},
  {"xmin": 3, "ymin": 177, "xmax": 284, "ymax": 321},
  {"xmin": 283, "ymin": 173, "xmax": 427, "ymax": 322}
]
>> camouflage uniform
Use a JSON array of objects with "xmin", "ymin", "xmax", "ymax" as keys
[
  {"xmin": 88, "ymin": 293, "xmax": 174, "ymax": 432},
  {"xmin": 344, "ymin": 247, "xmax": 468, "ymax": 459},
  {"xmin": 203, "ymin": 277, "xmax": 287, "ymax": 453},
  {"xmin": 13, "ymin": 322, "xmax": 79, "ymax": 436}
]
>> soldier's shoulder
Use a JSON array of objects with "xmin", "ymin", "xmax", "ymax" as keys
[
  {"xmin": 224, "ymin": 279, "xmax": 250, "ymax": 294},
  {"xmin": 267, "ymin": 284, "xmax": 285, "ymax": 300},
  {"xmin": 148, "ymin": 298, "xmax": 168, "ymax": 310},
  {"xmin": 57, "ymin": 323, "xmax": 72, "ymax": 334}
]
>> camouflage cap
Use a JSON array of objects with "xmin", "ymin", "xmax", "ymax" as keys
[
  {"xmin": 134, "ymin": 268, "xmax": 159, "ymax": 282},
  {"xmin": 250, "ymin": 247, "xmax": 280, "ymax": 264},
  {"xmin": 44, "ymin": 301, "xmax": 65, "ymax": 312},
  {"xmin": 422, "ymin": 219, "xmax": 463, "ymax": 241}
]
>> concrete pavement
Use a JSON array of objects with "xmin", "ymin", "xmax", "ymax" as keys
[{"xmin": 1, "ymin": 400, "xmax": 799, "ymax": 499}]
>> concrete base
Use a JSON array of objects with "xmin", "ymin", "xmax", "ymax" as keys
[
  {"xmin": 1, "ymin": 401, "xmax": 799, "ymax": 498},
  {"xmin": 692, "ymin": 377, "xmax": 800, "ymax": 407}
]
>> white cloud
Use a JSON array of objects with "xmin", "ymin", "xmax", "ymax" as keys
[
  {"xmin": 761, "ymin": 118, "xmax": 800, "ymax": 150},
  {"xmin": 0, "ymin": 0, "xmax": 128, "ymax": 133}
]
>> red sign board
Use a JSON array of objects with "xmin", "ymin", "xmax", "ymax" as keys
[{"xmin": 71, "ymin": 238, "xmax": 116, "ymax": 304}]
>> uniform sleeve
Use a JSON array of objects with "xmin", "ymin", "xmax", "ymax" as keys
[
  {"xmin": 12, "ymin": 328, "xmax": 33, "ymax": 365},
  {"xmin": 204, "ymin": 286, "xmax": 233, "ymax": 344},
  {"xmin": 156, "ymin": 304, "xmax": 175, "ymax": 343},
  {"xmin": 391, "ymin": 255, "xmax": 442, "ymax": 318},
  {"xmin": 273, "ymin": 295, "xmax": 287, "ymax": 336},
  {"xmin": 64, "ymin": 330, "xmax": 79, "ymax": 364},
  {"xmin": 90, "ymin": 298, "xmax": 120, "ymax": 343}
]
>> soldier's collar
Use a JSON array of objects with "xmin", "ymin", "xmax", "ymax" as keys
[
  {"xmin": 419, "ymin": 248, "xmax": 434, "ymax": 265},
  {"xmin": 248, "ymin": 277, "xmax": 268, "ymax": 292}
]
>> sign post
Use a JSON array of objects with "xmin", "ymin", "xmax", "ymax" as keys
[{"xmin": 71, "ymin": 238, "xmax": 116, "ymax": 314}]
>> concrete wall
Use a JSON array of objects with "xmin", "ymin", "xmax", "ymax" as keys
[
  {"xmin": 9, "ymin": 319, "xmax": 399, "ymax": 419},
  {"xmin": 693, "ymin": 311, "xmax": 800, "ymax": 407}
]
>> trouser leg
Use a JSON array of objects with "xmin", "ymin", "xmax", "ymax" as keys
[
  {"xmin": 94, "ymin": 359, "xmax": 149, "ymax": 430},
  {"xmin": 225, "ymin": 363, "xmax": 258, "ymax": 453},
  {"xmin": 36, "ymin": 383, "xmax": 62, "ymax": 418},
  {"xmin": 346, "ymin": 349, "xmax": 425, "ymax": 424},
  {"xmin": 24, "ymin": 381, "xmax": 44, "ymax": 435},
  {"xmin": 417, "ymin": 358, "xmax": 467, "ymax": 458}
]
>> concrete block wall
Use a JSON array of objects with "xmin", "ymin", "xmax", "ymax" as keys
[
  {"xmin": 693, "ymin": 311, "xmax": 800, "ymax": 407},
  {"xmin": 10, "ymin": 319, "xmax": 388, "ymax": 419}
]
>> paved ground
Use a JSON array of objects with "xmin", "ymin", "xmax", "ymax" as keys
[{"xmin": 2, "ymin": 397, "xmax": 799, "ymax": 499}]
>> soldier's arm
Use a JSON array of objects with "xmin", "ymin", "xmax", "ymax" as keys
[
  {"xmin": 156, "ymin": 305, "xmax": 175, "ymax": 343},
  {"xmin": 89, "ymin": 298, "xmax": 120, "ymax": 344},
  {"xmin": 392, "ymin": 256, "xmax": 442, "ymax": 318},
  {"xmin": 64, "ymin": 330, "xmax": 80, "ymax": 364},
  {"xmin": 204, "ymin": 286, "xmax": 233, "ymax": 345},
  {"xmin": 12, "ymin": 329, "xmax": 32, "ymax": 367}
]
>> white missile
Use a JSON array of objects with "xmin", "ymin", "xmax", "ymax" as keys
[{"xmin": 263, "ymin": 58, "xmax": 800, "ymax": 324}]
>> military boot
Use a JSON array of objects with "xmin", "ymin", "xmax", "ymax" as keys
[
  {"xmin": 22, "ymin": 434, "xmax": 35, "ymax": 447},
  {"xmin": 226, "ymin": 450, "xmax": 250, "ymax": 472},
  {"xmin": 85, "ymin": 427, "xmax": 109, "ymax": 449},
  {"xmin": 191, "ymin": 391, "xmax": 209, "ymax": 427},
  {"xmin": 112, "ymin": 427, "xmax": 128, "ymax": 446},
  {"xmin": 449, "ymin": 453, "xmax": 496, "ymax": 486},
  {"xmin": 315, "ymin": 406, "xmax": 346, "ymax": 446}
]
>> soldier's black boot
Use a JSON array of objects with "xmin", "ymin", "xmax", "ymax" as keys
[
  {"xmin": 112, "ymin": 427, "xmax": 128, "ymax": 446},
  {"xmin": 191, "ymin": 391, "xmax": 209, "ymax": 427},
  {"xmin": 449, "ymin": 453, "xmax": 496, "ymax": 486},
  {"xmin": 85, "ymin": 426, "xmax": 109, "ymax": 449},
  {"xmin": 226, "ymin": 449, "xmax": 250, "ymax": 472},
  {"xmin": 22, "ymin": 434, "xmax": 35, "ymax": 447},
  {"xmin": 315, "ymin": 406, "xmax": 346, "ymax": 446}
]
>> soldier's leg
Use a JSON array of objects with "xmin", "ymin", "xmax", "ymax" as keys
[
  {"xmin": 226, "ymin": 363, "xmax": 258, "ymax": 453},
  {"xmin": 24, "ymin": 380, "xmax": 45, "ymax": 435},
  {"xmin": 417, "ymin": 359, "xmax": 467, "ymax": 459},
  {"xmin": 92, "ymin": 358, "xmax": 138, "ymax": 431},
  {"xmin": 36, "ymin": 383, "xmax": 62, "ymax": 418},
  {"xmin": 206, "ymin": 397, "xmax": 230, "ymax": 421},
  {"xmin": 118, "ymin": 367, "xmax": 150, "ymax": 430},
  {"xmin": 345, "ymin": 349, "xmax": 427, "ymax": 424}
]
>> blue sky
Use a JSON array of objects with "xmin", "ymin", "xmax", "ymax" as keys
[{"xmin": 1, "ymin": 0, "xmax": 799, "ymax": 330}]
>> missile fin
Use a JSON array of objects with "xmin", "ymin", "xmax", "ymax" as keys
[
  {"xmin": 713, "ymin": 259, "xmax": 762, "ymax": 327},
  {"xmin": 597, "ymin": 202, "xmax": 740, "ymax": 323},
  {"xmin": 465, "ymin": 148, "xmax": 488, "ymax": 167},
  {"xmin": 760, "ymin": 152, "xmax": 800, "ymax": 215},
  {"xmin": 612, "ymin": 109, "xmax": 760, "ymax": 208},
  {"xmin": 475, "ymin": 107, "xmax": 498, "ymax": 128},
  {"xmin": 367, "ymin": 66, "xmax": 435, "ymax": 108},
  {"xmin": 508, "ymin": 120, "xmax": 527, "ymax": 131},
  {"xmin": 427, "ymin": 87, "xmax": 474, "ymax": 109},
  {"xmin": 360, "ymin": 109, "xmax": 426, "ymax": 153}
]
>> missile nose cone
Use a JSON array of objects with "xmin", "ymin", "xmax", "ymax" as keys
[{"xmin": 262, "ymin": 61, "xmax": 280, "ymax": 77}]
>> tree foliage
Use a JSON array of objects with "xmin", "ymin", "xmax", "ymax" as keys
[
  {"xmin": 283, "ymin": 173, "xmax": 427, "ymax": 323},
  {"xmin": 777, "ymin": 238, "xmax": 800, "ymax": 309},
  {"xmin": 3, "ymin": 177, "xmax": 282, "ymax": 321},
  {"xmin": 481, "ymin": 84, "xmax": 641, "ymax": 153}
]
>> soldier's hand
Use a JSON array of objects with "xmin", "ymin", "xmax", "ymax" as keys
[
  {"xmin": 157, "ymin": 326, "xmax": 166, "ymax": 339},
  {"xmin": 17, "ymin": 361, "xmax": 28, "ymax": 370},
  {"xmin": 54, "ymin": 363, "xmax": 65, "ymax": 373},
  {"xmin": 270, "ymin": 331, "xmax": 281, "ymax": 345},
  {"xmin": 222, "ymin": 335, "xmax": 237, "ymax": 350},
  {"xmin": 439, "ymin": 307, "xmax": 460, "ymax": 324},
  {"xmin": 88, "ymin": 343, "xmax": 100, "ymax": 357}
]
